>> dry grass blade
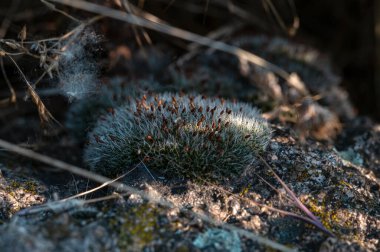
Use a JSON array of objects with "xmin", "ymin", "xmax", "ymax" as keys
[
  {"xmin": 49, "ymin": 0, "xmax": 307, "ymax": 94},
  {"xmin": 119, "ymin": 0, "xmax": 152, "ymax": 47},
  {"xmin": 262, "ymin": 0, "xmax": 293, "ymax": 36},
  {"xmin": 174, "ymin": 22, "xmax": 244, "ymax": 67},
  {"xmin": 0, "ymin": 0, "xmax": 20, "ymax": 106},
  {"xmin": 257, "ymin": 154, "xmax": 335, "ymax": 237},
  {"xmin": 0, "ymin": 57, "xmax": 16, "ymax": 106},
  {"xmin": 63, "ymin": 151, "xmax": 154, "ymax": 201},
  {"xmin": 0, "ymin": 138, "xmax": 296, "ymax": 252},
  {"xmin": 63, "ymin": 168, "xmax": 138, "ymax": 201},
  {"xmin": 226, "ymin": 0, "xmax": 268, "ymax": 31},
  {"xmin": 7, "ymin": 55, "xmax": 59, "ymax": 125},
  {"xmin": 286, "ymin": 0, "xmax": 300, "ymax": 36},
  {"xmin": 41, "ymin": 0, "xmax": 81, "ymax": 23}
]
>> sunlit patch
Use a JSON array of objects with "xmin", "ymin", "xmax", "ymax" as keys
[{"xmin": 0, "ymin": 176, "xmax": 46, "ymax": 218}]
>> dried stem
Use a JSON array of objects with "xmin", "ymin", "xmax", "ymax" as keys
[
  {"xmin": 0, "ymin": 57, "xmax": 16, "ymax": 106},
  {"xmin": 6, "ymin": 55, "xmax": 59, "ymax": 125},
  {"xmin": 257, "ymin": 154, "xmax": 335, "ymax": 237}
]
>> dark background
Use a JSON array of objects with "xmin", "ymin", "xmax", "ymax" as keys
[
  {"xmin": 295, "ymin": 0, "xmax": 376, "ymax": 120},
  {"xmin": 0, "ymin": 0, "xmax": 377, "ymax": 120}
]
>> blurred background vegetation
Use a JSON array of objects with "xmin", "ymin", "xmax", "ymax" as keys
[{"xmin": 0, "ymin": 0, "xmax": 377, "ymax": 120}]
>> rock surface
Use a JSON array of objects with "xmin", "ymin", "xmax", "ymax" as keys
[{"xmin": 0, "ymin": 118, "xmax": 379, "ymax": 251}]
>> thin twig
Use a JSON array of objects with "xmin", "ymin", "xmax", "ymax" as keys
[
  {"xmin": 63, "ymin": 150, "xmax": 155, "ymax": 201},
  {"xmin": 63, "ymin": 166, "xmax": 139, "ymax": 201}
]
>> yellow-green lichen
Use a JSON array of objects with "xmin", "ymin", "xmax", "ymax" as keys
[
  {"xmin": 112, "ymin": 204, "xmax": 161, "ymax": 251},
  {"xmin": 1, "ymin": 177, "xmax": 45, "ymax": 216},
  {"xmin": 296, "ymin": 170, "xmax": 311, "ymax": 182},
  {"xmin": 5, "ymin": 180, "xmax": 39, "ymax": 195},
  {"xmin": 303, "ymin": 196, "xmax": 358, "ymax": 237},
  {"xmin": 239, "ymin": 185, "xmax": 252, "ymax": 197},
  {"xmin": 305, "ymin": 197, "xmax": 339, "ymax": 232}
]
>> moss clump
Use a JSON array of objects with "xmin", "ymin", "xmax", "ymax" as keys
[{"xmin": 84, "ymin": 93, "xmax": 271, "ymax": 178}]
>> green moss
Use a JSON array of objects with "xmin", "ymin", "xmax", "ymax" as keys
[{"xmin": 84, "ymin": 93, "xmax": 271, "ymax": 179}]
